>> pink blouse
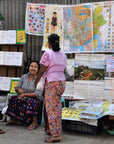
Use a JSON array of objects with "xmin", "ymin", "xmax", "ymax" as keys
[{"xmin": 40, "ymin": 49, "xmax": 67, "ymax": 83}]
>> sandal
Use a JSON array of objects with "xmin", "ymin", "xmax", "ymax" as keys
[
  {"xmin": 46, "ymin": 130, "xmax": 51, "ymax": 135},
  {"xmin": 27, "ymin": 124, "xmax": 38, "ymax": 130},
  {"xmin": 44, "ymin": 136, "xmax": 62, "ymax": 143},
  {"xmin": 0, "ymin": 129, "xmax": 5, "ymax": 134}
]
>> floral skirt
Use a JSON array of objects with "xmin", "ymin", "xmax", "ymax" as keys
[
  {"xmin": 44, "ymin": 80, "xmax": 65, "ymax": 137},
  {"xmin": 6, "ymin": 95, "xmax": 42, "ymax": 124}
]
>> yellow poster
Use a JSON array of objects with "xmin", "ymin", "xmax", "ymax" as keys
[
  {"xmin": 10, "ymin": 79, "xmax": 19, "ymax": 94},
  {"xmin": 16, "ymin": 29, "xmax": 26, "ymax": 44}
]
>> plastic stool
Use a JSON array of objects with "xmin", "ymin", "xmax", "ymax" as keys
[{"xmin": 62, "ymin": 97, "xmax": 66, "ymax": 107}]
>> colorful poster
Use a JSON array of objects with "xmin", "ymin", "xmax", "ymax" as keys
[
  {"xmin": 92, "ymin": 2, "xmax": 114, "ymax": 52},
  {"xmin": 42, "ymin": 5, "xmax": 63, "ymax": 51},
  {"xmin": 63, "ymin": 4, "xmax": 93, "ymax": 53},
  {"xmin": 16, "ymin": 29, "xmax": 26, "ymax": 44},
  {"xmin": 25, "ymin": 3, "xmax": 45, "ymax": 36},
  {"xmin": 10, "ymin": 79, "xmax": 20, "ymax": 94},
  {"xmin": 74, "ymin": 54, "xmax": 105, "ymax": 80}
]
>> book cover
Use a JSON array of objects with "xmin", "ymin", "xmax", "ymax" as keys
[
  {"xmin": 10, "ymin": 79, "xmax": 20, "ymax": 94},
  {"xmin": 16, "ymin": 29, "xmax": 26, "ymax": 44},
  {"xmin": 79, "ymin": 106, "xmax": 104, "ymax": 119}
]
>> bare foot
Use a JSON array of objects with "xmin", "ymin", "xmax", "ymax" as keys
[
  {"xmin": 4, "ymin": 119, "xmax": 18, "ymax": 125},
  {"xmin": 27, "ymin": 124, "xmax": 39, "ymax": 130}
]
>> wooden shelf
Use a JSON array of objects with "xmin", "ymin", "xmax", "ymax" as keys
[{"xmin": 0, "ymin": 44, "xmax": 25, "ymax": 78}]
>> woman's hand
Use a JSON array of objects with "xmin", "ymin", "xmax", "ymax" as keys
[
  {"xmin": 15, "ymin": 87, "xmax": 24, "ymax": 95},
  {"xmin": 18, "ymin": 94, "xmax": 25, "ymax": 100},
  {"xmin": 18, "ymin": 89, "xmax": 24, "ymax": 94}
]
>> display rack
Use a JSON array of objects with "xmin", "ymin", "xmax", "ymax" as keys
[{"xmin": 0, "ymin": 44, "xmax": 25, "ymax": 112}]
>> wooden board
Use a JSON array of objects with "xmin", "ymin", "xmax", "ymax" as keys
[
  {"xmin": 0, "ymin": 66, "xmax": 7, "ymax": 76},
  {"xmin": 0, "ymin": 44, "xmax": 25, "ymax": 78}
]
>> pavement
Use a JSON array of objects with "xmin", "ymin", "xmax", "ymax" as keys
[{"xmin": 0, "ymin": 122, "xmax": 114, "ymax": 144}]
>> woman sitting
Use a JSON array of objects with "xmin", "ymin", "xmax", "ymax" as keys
[{"xmin": 5, "ymin": 61, "xmax": 43, "ymax": 130}]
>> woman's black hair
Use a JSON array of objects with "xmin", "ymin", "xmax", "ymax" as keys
[
  {"xmin": 29, "ymin": 61, "xmax": 40, "ymax": 71},
  {"xmin": 48, "ymin": 34, "xmax": 60, "ymax": 52}
]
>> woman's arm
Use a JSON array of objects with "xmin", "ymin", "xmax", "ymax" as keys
[
  {"xmin": 15, "ymin": 74, "xmax": 25, "ymax": 94},
  {"xmin": 18, "ymin": 93, "xmax": 36, "ymax": 100},
  {"xmin": 35, "ymin": 64, "xmax": 47, "ymax": 87},
  {"xmin": 15, "ymin": 87, "xmax": 24, "ymax": 95}
]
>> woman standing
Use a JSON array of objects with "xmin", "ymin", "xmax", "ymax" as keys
[
  {"xmin": 35, "ymin": 34, "xmax": 67, "ymax": 143},
  {"xmin": 5, "ymin": 61, "xmax": 43, "ymax": 130}
]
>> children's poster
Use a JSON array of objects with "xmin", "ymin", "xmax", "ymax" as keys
[
  {"xmin": 16, "ymin": 29, "xmax": 26, "ymax": 44},
  {"xmin": 42, "ymin": 5, "xmax": 63, "ymax": 51},
  {"xmin": 25, "ymin": 3, "xmax": 45, "ymax": 36},
  {"xmin": 63, "ymin": 4, "xmax": 93, "ymax": 53}
]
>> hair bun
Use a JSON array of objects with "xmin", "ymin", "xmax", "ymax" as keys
[{"xmin": 55, "ymin": 40, "xmax": 59, "ymax": 43}]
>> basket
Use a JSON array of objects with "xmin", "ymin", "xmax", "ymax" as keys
[{"xmin": 62, "ymin": 119, "xmax": 103, "ymax": 135}]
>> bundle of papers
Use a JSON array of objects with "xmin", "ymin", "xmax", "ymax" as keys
[
  {"xmin": 69, "ymin": 100, "xmax": 90, "ymax": 109},
  {"xmin": 0, "ymin": 52, "xmax": 23, "ymax": 66},
  {"xmin": 79, "ymin": 106, "xmax": 104, "ymax": 119},
  {"xmin": 62, "ymin": 107, "xmax": 84, "ymax": 120},
  {"xmin": 0, "ymin": 77, "xmax": 11, "ymax": 91},
  {"xmin": 0, "ymin": 30, "xmax": 16, "ymax": 44}
]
